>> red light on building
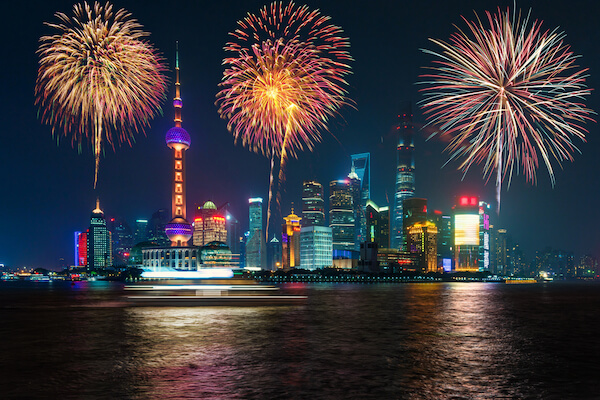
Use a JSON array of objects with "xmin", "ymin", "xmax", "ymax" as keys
[
  {"xmin": 213, "ymin": 216, "xmax": 226, "ymax": 222},
  {"xmin": 434, "ymin": 210, "xmax": 442, "ymax": 215},
  {"xmin": 293, "ymin": 226, "xmax": 301, "ymax": 232},
  {"xmin": 460, "ymin": 197, "xmax": 469, "ymax": 205},
  {"xmin": 422, "ymin": 206, "xmax": 427, "ymax": 213},
  {"xmin": 194, "ymin": 217, "xmax": 202, "ymax": 223},
  {"xmin": 470, "ymin": 197, "xmax": 477, "ymax": 205}
]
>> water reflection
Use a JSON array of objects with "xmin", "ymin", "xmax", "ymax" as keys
[{"xmin": 1, "ymin": 282, "xmax": 599, "ymax": 398}]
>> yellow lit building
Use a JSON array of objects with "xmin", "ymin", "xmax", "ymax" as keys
[
  {"xmin": 407, "ymin": 220, "xmax": 438, "ymax": 273},
  {"xmin": 282, "ymin": 210, "xmax": 302, "ymax": 270}
]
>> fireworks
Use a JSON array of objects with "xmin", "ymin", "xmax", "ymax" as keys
[
  {"xmin": 216, "ymin": 1, "xmax": 352, "ymax": 233},
  {"xmin": 35, "ymin": 1, "xmax": 168, "ymax": 187},
  {"xmin": 420, "ymin": 7, "xmax": 593, "ymax": 211}
]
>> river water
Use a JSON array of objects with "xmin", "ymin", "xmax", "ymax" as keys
[{"xmin": 1, "ymin": 281, "xmax": 599, "ymax": 399}]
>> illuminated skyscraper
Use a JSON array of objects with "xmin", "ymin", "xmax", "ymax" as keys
[
  {"xmin": 453, "ymin": 196, "xmax": 480, "ymax": 272},
  {"xmin": 76, "ymin": 230, "xmax": 88, "ymax": 267},
  {"xmin": 267, "ymin": 235, "xmax": 282, "ymax": 271},
  {"xmin": 365, "ymin": 200, "xmax": 390, "ymax": 248},
  {"xmin": 193, "ymin": 201, "xmax": 227, "ymax": 246},
  {"xmin": 348, "ymin": 167, "xmax": 362, "ymax": 250},
  {"xmin": 300, "ymin": 226, "xmax": 333, "ymax": 270},
  {"xmin": 246, "ymin": 198, "xmax": 266, "ymax": 269},
  {"xmin": 402, "ymin": 198, "xmax": 427, "ymax": 245},
  {"xmin": 107, "ymin": 217, "xmax": 133, "ymax": 266},
  {"xmin": 407, "ymin": 221, "xmax": 438, "ymax": 273},
  {"xmin": 134, "ymin": 219, "xmax": 148, "ymax": 245},
  {"xmin": 164, "ymin": 44, "xmax": 193, "ymax": 247},
  {"xmin": 478, "ymin": 201, "xmax": 492, "ymax": 271},
  {"xmin": 302, "ymin": 180, "xmax": 325, "ymax": 227},
  {"xmin": 351, "ymin": 153, "xmax": 370, "ymax": 245},
  {"xmin": 392, "ymin": 108, "xmax": 415, "ymax": 250},
  {"xmin": 431, "ymin": 210, "xmax": 453, "ymax": 271},
  {"xmin": 88, "ymin": 199, "xmax": 112, "ymax": 268},
  {"xmin": 282, "ymin": 210, "xmax": 302, "ymax": 270},
  {"xmin": 329, "ymin": 179, "xmax": 355, "ymax": 251}
]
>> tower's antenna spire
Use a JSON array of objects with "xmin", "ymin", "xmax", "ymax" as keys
[{"xmin": 174, "ymin": 41, "xmax": 182, "ymax": 128}]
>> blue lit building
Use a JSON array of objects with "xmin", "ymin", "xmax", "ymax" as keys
[{"xmin": 300, "ymin": 226, "xmax": 333, "ymax": 270}]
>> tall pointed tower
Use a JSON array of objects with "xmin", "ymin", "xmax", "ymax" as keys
[
  {"xmin": 391, "ymin": 106, "xmax": 415, "ymax": 250},
  {"xmin": 164, "ymin": 43, "xmax": 193, "ymax": 246}
]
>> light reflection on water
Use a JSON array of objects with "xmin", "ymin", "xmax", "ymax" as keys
[{"xmin": 1, "ymin": 281, "xmax": 599, "ymax": 399}]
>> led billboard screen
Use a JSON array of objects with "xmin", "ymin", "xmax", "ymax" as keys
[{"xmin": 454, "ymin": 214, "xmax": 479, "ymax": 245}]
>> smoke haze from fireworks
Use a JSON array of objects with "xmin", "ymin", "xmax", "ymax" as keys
[
  {"xmin": 419, "ymin": 7, "xmax": 594, "ymax": 210},
  {"xmin": 35, "ymin": 1, "xmax": 168, "ymax": 187}
]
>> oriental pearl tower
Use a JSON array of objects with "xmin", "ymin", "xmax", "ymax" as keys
[{"xmin": 164, "ymin": 43, "xmax": 193, "ymax": 247}]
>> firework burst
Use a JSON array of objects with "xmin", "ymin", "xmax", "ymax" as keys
[
  {"xmin": 35, "ymin": 1, "xmax": 168, "ymax": 187},
  {"xmin": 216, "ymin": 1, "xmax": 352, "ymax": 235},
  {"xmin": 420, "ymin": 7, "xmax": 594, "ymax": 211}
]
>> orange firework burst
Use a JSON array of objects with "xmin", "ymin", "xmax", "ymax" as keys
[
  {"xmin": 35, "ymin": 1, "xmax": 168, "ymax": 187},
  {"xmin": 216, "ymin": 1, "xmax": 352, "ymax": 235}
]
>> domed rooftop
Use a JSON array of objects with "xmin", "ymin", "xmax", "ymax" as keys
[
  {"xmin": 203, "ymin": 201, "xmax": 217, "ymax": 210},
  {"xmin": 165, "ymin": 126, "xmax": 191, "ymax": 149}
]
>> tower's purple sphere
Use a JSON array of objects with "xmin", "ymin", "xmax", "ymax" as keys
[{"xmin": 165, "ymin": 126, "xmax": 191, "ymax": 148}]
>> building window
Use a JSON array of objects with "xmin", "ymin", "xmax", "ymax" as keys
[
  {"xmin": 175, "ymin": 172, "xmax": 183, "ymax": 182},
  {"xmin": 175, "ymin": 184, "xmax": 182, "ymax": 193},
  {"xmin": 176, "ymin": 195, "xmax": 183, "ymax": 205},
  {"xmin": 175, "ymin": 160, "xmax": 182, "ymax": 170},
  {"xmin": 176, "ymin": 207, "xmax": 182, "ymax": 216}
]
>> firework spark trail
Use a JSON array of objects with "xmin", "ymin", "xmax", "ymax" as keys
[
  {"xmin": 420, "ymin": 7, "xmax": 593, "ymax": 213},
  {"xmin": 35, "ymin": 1, "xmax": 168, "ymax": 188},
  {"xmin": 216, "ymin": 1, "xmax": 352, "ymax": 240}
]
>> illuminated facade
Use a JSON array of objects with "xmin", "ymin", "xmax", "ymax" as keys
[
  {"xmin": 365, "ymin": 200, "xmax": 390, "ymax": 248},
  {"xmin": 282, "ymin": 210, "xmax": 302, "ymax": 270},
  {"xmin": 76, "ymin": 230, "xmax": 88, "ymax": 267},
  {"xmin": 88, "ymin": 199, "xmax": 112, "ymax": 268},
  {"xmin": 402, "ymin": 197, "xmax": 427, "ymax": 245},
  {"xmin": 407, "ymin": 221, "xmax": 438, "ymax": 273},
  {"xmin": 431, "ymin": 210, "xmax": 453, "ymax": 271},
  {"xmin": 351, "ymin": 153, "xmax": 370, "ymax": 247},
  {"xmin": 453, "ymin": 196, "xmax": 480, "ymax": 272},
  {"xmin": 329, "ymin": 179, "xmax": 355, "ymax": 251},
  {"xmin": 193, "ymin": 201, "xmax": 227, "ymax": 246},
  {"xmin": 164, "ymin": 45, "xmax": 193, "ymax": 247},
  {"xmin": 246, "ymin": 198, "xmax": 266, "ymax": 269},
  {"xmin": 134, "ymin": 219, "xmax": 148, "ymax": 245},
  {"xmin": 348, "ymin": 167, "xmax": 362, "ymax": 250},
  {"xmin": 300, "ymin": 226, "xmax": 333, "ymax": 270},
  {"xmin": 302, "ymin": 180, "xmax": 325, "ymax": 227},
  {"xmin": 142, "ymin": 247, "xmax": 200, "ymax": 270},
  {"xmin": 392, "ymin": 108, "xmax": 415, "ymax": 250},
  {"xmin": 478, "ymin": 201, "xmax": 492, "ymax": 271}
]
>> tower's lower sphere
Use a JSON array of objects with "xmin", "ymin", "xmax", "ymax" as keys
[{"xmin": 165, "ymin": 217, "xmax": 193, "ymax": 243}]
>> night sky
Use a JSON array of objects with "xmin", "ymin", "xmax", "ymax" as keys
[{"xmin": 1, "ymin": 0, "xmax": 599, "ymax": 268}]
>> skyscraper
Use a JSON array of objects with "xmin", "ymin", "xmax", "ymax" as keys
[
  {"xmin": 478, "ymin": 201, "xmax": 492, "ymax": 271},
  {"xmin": 348, "ymin": 168, "xmax": 362, "ymax": 250},
  {"xmin": 246, "ymin": 198, "xmax": 266, "ymax": 269},
  {"xmin": 107, "ymin": 217, "xmax": 133, "ymax": 266},
  {"xmin": 300, "ymin": 226, "xmax": 333, "ymax": 270},
  {"xmin": 134, "ymin": 219, "xmax": 148, "ymax": 245},
  {"xmin": 329, "ymin": 180, "xmax": 355, "ymax": 251},
  {"xmin": 402, "ymin": 197, "xmax": 427, "ymax": 245},
  {"xmin": 431, "ymin": 210, "xmax": 453, "ymax": 271},
  {"xmin": 193, "ymin": 201, "xmax": 227, "ymax": 246},
  {"xmin": 351, "ymin": 153, "xmax": 370, "ymax": 246},
  {"xmin": 267, "ymin": 235, "xmax": 282, "ymax": 271},
  {"xmin": 406, "ymin": 221, "xmax": 438, "ymax": 273},
  {"xmin": 282, "ymin": 210, "xmax": 302, "ymax": 270},
  {"xmin": 164, "ymin": 44, "xmax": 193, "ymax": 247},
  {"xmin": 88, "ymin": 199, "xmax": 112, "ymax": 268},
  {"xmin": 453, "ymin": 196, "xmax": 480, "ymax": 272},
  {"xmin": 365, "ymin": 200, "xmax": 390, "ymax": 248},
  {"xmin": 302, "ymin": 180, "xmax": 325, "ymax": 227},
  {"xmin": 392, "ymin": 108, "xmax": 415, "ymax": 250}
]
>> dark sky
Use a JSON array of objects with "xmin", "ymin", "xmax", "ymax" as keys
[{"xmin": 1, "ymin": 0, "xmax": 599, "ymax": 268}]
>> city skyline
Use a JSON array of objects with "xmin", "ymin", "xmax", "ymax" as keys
[{"xmin": 1, "ymin": 0, "xmax": 599, "ymax": 268}]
